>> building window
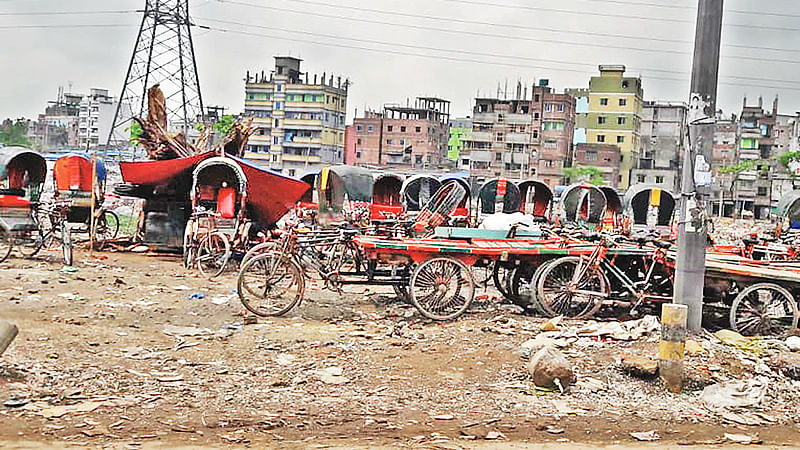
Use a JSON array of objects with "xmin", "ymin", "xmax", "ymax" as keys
[
  {"xmin": 401, "ymin": 126, "xmax": 406, "ymax": 132},
  {"xmin": 655, "ymin": 176, "xmax": 665, "ymax": 184},
  {"xmin": 400, "ymin": 139, "xmax": 405, "ymax": 146},
  {"xmin": 495, "ymin": 152, "xmax": 502, "ymax": 161},
  {"xmin": 276, "ymin": 84, "xmax": 282, "ymax": 92},
  {"xmin": 619, "ymin": 98, "xmax": 627, "ymax": 106},
  {"xmin": 586, "ymin": 152, "xmax": 597, "ymax": 162},
  {"xmin": 495, "ymin": 132, "xmax": 504, "ymax": 142},
  {"xmin": 534, "ymin": 94, "xmax": 540, "ymax": 102},
  {"xmin": 357, "ymin": 138, "xmax": 362, "ymax": 145},
  {"xmin": 356, "ymin": 151, "xmax": 361, "ymax": 159},
  {"xmin": 532, "ymin": 130, "xmax": 539, "ymax": 138},
  {"xmin": 557, "ymin": 104, "xmax": 565, "ymax": 112},
  {"xmin": 544, "ymin": 104, "xmax": 553, "ymax": 112},
  {"xmin": 273, "ymin": 136, "xmax": 279, "ymax": 144},
  {"xmin": 356, "ymin": 124, "xmax": 364, "ymax": 132},
  {"xmin": 617, "ymin": 135, "xmax": 625, "ymax": 143},
  {"xmin": 534, "ymin": 112, "xmax": 540, "ymax": 120},
  {"xmin": 272, "ymin": 154, "xmax": 278, "ymax": 162},
  {"xmin": 367, "ymin": 125, "xmax": 374, "ymax": 132},
  {"xmin": 598, "ymin": 116, "xmax": 607, "ymax": 125},
  {"xmin": 288, "ymin": 169, "xmax": 296, "ymax": 177},
  {"xmin": 387, "ymin": 139, "xmax": 393, "ymax": 145},
  {"xmin": 597, "ymin": 135, "xmax": 606, "ymax": 143},
  {"xmin": 637, "ymin": 175, "xmax": 646, "ymax": 183},
  {"xmin": 600, "ymin": 98, "xmax": 609, "ymax": 106},
  {"xmin": 617, "ymin": 117, "xmax": 626, "ymax": 125},
  {"xmin": 387, "ymin": 125, "xmax": 393, "ymax": 132},
  {"xmin": 275, "ymin": 102, "xmax": 282, "ymax": 110},
  {"xmin": 757, "ymin": 186, "xmax": 768, "ymax": 196},
  {"xmin": 274, "ymin": 119, "xmax": 280, "ymax": 127},
  {"xmin": 415, "ymin": 126, "xmax": 421, "ymax": 133}
]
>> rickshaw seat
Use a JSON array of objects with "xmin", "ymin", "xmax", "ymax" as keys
[
  {"xmin": 217, "ymin": 187, "xmax": 236, "ymax": 218},
  {"xmin": 0, "ymin": 194, "xmax": 31, "ymax": 208}
]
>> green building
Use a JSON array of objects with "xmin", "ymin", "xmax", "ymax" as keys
[{"xmin": 447, "ymin": 117, "xmax": 472, "ymax": 162}]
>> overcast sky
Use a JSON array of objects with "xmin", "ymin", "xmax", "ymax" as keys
[{"xmin": 1, "ymin": 0, "xmax": 800, "ymax": 122}]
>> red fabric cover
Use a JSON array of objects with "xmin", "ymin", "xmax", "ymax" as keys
[
  {"xmin": 0, "ymin": 195, "xmax": 31, "ymax": 208},
  {"xmin": 234, "ymin": 158, "xmax": 310, "ymax": 225},
  {"xmin": 217, "ymin": 187, "xmax": 236, "ymax": 218},
  {"xmin": 370, "ymin": 204, "xmax": 404, "ymax": 220},
  {"xmin": 449, "ymin": 207, "xmax": 469, "ymax": 218},
  {"xmin": 54, "ymin": 155, "xmax": 92, "ymax": 191},
  {"xmin": 119, "ymin": 152, "xmax": 214, "ymax": 186}
]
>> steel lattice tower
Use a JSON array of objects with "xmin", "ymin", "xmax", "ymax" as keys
[{"xmin": 107, "ymin": 0, "xmax": 204, "ymax": 150}]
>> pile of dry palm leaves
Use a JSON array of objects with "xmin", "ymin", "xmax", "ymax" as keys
[{"xmin": 136, "ymin": 85, "xmax": 254, "ymax": 160}]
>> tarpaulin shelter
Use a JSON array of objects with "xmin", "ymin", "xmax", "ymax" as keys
[
  {"xmin": 624, "ymin": 184, "xmax": 676, "ymax": 226},
  {"xmin": 517, "ymin": 179, "xmax": 552, "ymax": 219},
  {"xmin": 561, "ymin": 183, "xmax": 607, "ymax": 224},
  {"xmin": 317, "ymin": 165, "xmax": 373, "ymax": 224},
  {"xmin": 0, "ymin": 146, "xmax": 47, "ymax": 201},
  {"xmin": 478, "ymin": 178, "xmax": 521, "ymax": 215},
  {"xmin": 402, "ymin": 174, "xmax": 441, "ymax": 212}
]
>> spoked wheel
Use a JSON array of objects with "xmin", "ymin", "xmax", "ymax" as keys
[
  {"xmin": 94, "ymin": 210, "xmax": 119, "ymax": 250},
  {"xmin": 730, "ymin": 283, "xmax": 799, "ymax": 337},
  {"xmin": 196, "ymin": 232, "xmax": 231, "ymax": 279},
  {"xmin": 0, "ymin": 229, "xmax": 13, "ymax": 263},
  {"xmin": 241, "ymin": 241, "xmax": 278, "ymax": 267},
  {"xmin": 393, "ymin": 284, "xmax": 410, "ymax": 302},
  {"xmin": 536, "ymin": 256, "xmax": 607, "ymax": 319},
  {"xmin": 17, "ymin": 230, "xmax": 44, "ymax": 258},
  {"xmin": 410, "ymin": 257, "xmax": 475, "ymax": 321},
  {"xmin": 472, "ymin": 264, "xmax": 494, "ymax": 289},
  {"xmin": 61, "ymin": 223, "xmax": 73, "ymax": 266},
  {"xmin": 237, "ymin": 252, "xmax": 304, "ymax": 317}
]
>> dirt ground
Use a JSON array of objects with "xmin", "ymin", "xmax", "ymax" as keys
[{"xmin": 1, "ymin": 247, "xmax": 800, "ymax": 449}]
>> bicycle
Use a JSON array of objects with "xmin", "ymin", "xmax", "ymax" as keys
[
  {"xmin": 17, "ymin": 200, "xmax": 73, "ymax": 266},
  {"xmin": 183, "ymin": 211, "xmax": 231, "ymax": 278}
]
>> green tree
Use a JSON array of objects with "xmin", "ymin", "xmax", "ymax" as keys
[
  {"xmin": 212, "ymin": 115, "xmax": 236, "ymax": 135},
  {"xmin": 127, "ymin": 121, "xmax": 143, "ymax": 146},
  {"xmin": 0, "ymin": 118, "xmax": 32, "ymax": 147},
  {"xmin": 562, "ymin": 166, "xmax": 605, "ymax": 185}
]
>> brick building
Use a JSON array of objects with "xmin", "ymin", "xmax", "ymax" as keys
[{"xmin": 572, "ymin": 143, "xmax": 621, "ymax": 188}]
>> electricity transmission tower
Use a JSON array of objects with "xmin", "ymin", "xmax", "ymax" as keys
[{"xmin": 107, "ymin": 0, "xmax": 204, "ymax": 152}]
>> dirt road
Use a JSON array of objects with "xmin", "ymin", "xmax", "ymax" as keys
[{"xmin": 1, "ymin": 248, "xmax": 799, "ymax": 448}]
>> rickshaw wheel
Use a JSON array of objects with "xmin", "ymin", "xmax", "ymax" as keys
[
  {"xmin": 241, "ymin": 241, "xmax": 278, "ymax": 267},
  {"xmin": 61, "ymin": 224, "xmax": 73, "ymax": 266},
  {"xmin": 17, "ymin": 231, "xmax": 44, "ymax": 258},
  {"xmin": 730, "ymin": 283, "xmax": 798, "ymax": 337},
  {"xmin": 492, "ymin": 261, "xmax": 512, "ymax": 298},
  {"xmin": 410, "ymin": 257, "xmax": 475, "ymax": 321},
  {"xmin": 238, "ymin": 252, "xmax": 304, "ymax": 317},
  {"xmin": 94, "ymin": 211, "xmax": 120, "ymax": 249},
  {"xmin": 536, "ymin": 256, "xmax": 607, "ymax": 319},
  {"xmin": 196, "ymin": 231, "xmax": 231, "ymax": 279},
  {"xmin": 0, "ymin": 230, "xmax": 12, "ymax": 263}
]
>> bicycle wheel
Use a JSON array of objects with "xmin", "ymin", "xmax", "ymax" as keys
[
  {"xmin": 196, "ymin": 232, "xmax": 231, "ymax": 279},
  {"xmin": 17, "ymin": 227, "xmax": 44, "ymax": 258},
  {"xmin": 61, "ymin": 223, "xmax": 73, "ymax": 266},
  {"xmin": 242, "ymin": 241, "xmax": 279, "ymax": 267},
  {"xmin": 492, "ymin": 262, "xmax": 512, "ymax": 298},
  {"xmin": 410, "ymin": 257, "xmax": 475, "ymax": 321},
  {"xmin": 536, "ymin": 256, "xmax": 607, "ymax": 319},
  {"xmin": 237, "ymin": 252, "xmax": 304, "ymax": 316},
  {"xmin": 0, "ymin": 229, "xmax": 13, "ymax": 263},
  {"xmin": 94, "ymin": 210, "xmax": 119, "ymax": 249},
  {"xmin": 730, "ymin": 283, "xmax": 798, "ymax": 337}
]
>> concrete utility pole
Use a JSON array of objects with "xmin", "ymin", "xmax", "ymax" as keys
[{"xmin": 673, "ymin": 0, "xmax": 724, "ymax": 331}]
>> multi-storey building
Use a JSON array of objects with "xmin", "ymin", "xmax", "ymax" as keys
[
  {"xmin": 631, "ymin": 101, "xmax": 687, "ymax": 192},
  {"xmin": 739, "ymin": 96, "xmax": 778, "ymax": 219},
  {"xmin": 77, "ymin": 88, "xmax": 132, "ymax": 149},
  {"xmin": 711, "ymin": 113, "xmax": 738, "ymax": 217},
  {"xmin": 348, "ymin": 98, "xmax": 451, "ymax": 169},
  {"xmin": 244, "ymin": 56, "xmax": 348, "ymax": 176},
  {"xmin": 572, "ymin": 143, "xmax": 621, "ymax": 188},
  {"xmin": 571, "ymin": 65, "xmax": 644, "ymax": 189},
  {"xmin": 447, "ymin": 117, "xmax": 472, "ymax": 163},
  {"xmin": 461, "ymin": 80, "xmax": 575, "ymax": 187}
]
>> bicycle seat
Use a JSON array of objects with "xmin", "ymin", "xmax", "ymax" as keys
[
  {"xmin": 742, "ymin": 238, "xmax": 759, "ymax": 246},
  {"xmin": 653, "ymin": 240, "xmax": 672, "ymax": 249},
  {"xmin": 341, "ymin": 229, "xmax": 360, "ymax": 237}
]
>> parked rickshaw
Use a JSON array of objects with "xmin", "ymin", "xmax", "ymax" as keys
[
  {"xmin": 777, "ymin": 191, "xmax": 800, "ymax": 229},
  {"xmin": 401, "ymin": 174, "xmax": 441, "ymax": 215},
  {"xmin": 560, "ymin": 183, "xmax": 607, "ymax": 226},
  {"xmin": 517, "ymin": 179, "xmax": 552, "ymax": 220},
  {"xmin": 370, "ymin": 172, "xmax": 405, "ymax": 222},
  {"xmin": 623, "ymin": 184, "xmax": 676, "ymax": 229},
  {"xmin": 599, "ymin": 186, "xmax": 622, "ymax": 230},
  {"xmin": 0, "ymin": 147, "xmax": 72, "ymax": 264},
  {"xmin": 440, "ymin": 175, "xmax": 471, "ymax": 225},
  {"xmin": 53, "ymin": 154, "xmax": 119, "ymax": 246},
  {"xmin": 297, "ymin": 170, "xmax": 319, "ymax": 222},
  {"xmin": 317, "ymin": 165, "xmax": 374, "ymax": 226},
  {"xmin": 478, "ymin": 178, "xmax": 522, "ymax": 216}
]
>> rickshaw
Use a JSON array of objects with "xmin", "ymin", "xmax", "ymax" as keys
[
  {"xmin": 623, "ymin": 185, "xmax": 676, "ymax": 230},
  {"xmin": 370, "ymin": 172, "xmax": 405, "ymax": 222},
  {"xmin": 560, "ymin": 183, "xmax": 608, "ymax": 227},
  {"xmin": 478, "ymin": 178, "xmax": 521, "ymax": 216},
  {"xmin": 317, "ymin": 165, "xmax": 374, "ymax": 226},
  {"xmin": 401, "ymin": 174, "xmax": 441, "ymax": 215},
  {"xmin": 184, "ymin": 156, "xmax": 250, "ymax": 277},
  {"xmin": 440, "ymin": 175, "xmax": 471, "ymax": 226},
  {"xmin": 517, "ymin": 179, "xmax": 553, "ymax": 220},
  {"xmin": 53, "ymin": 154, "xmax": 119, "ymax": 247},
  {"xmin": 599, "ymin": 186, "xmax": 622, "ymax": 230},
  {"xmin": 777, "ymin": 191, "xmax": 800, "ymax": 230},
  {"xmin": 0, "ymin": 147, "xmax": 72, "ymax": 264}
]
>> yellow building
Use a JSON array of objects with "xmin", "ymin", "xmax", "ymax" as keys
[{"xmin": 244, "ymin": 56, "xmax": 348, "ymax": 176}]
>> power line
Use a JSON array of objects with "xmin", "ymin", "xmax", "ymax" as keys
[
  {"xmin": 220, "ymin": 0, "xmax": 800, "ymax": 63},
  {"xmin": 0, "ymin": 9, "xmax": 139, "ymax": 16},
  {"xmin": 201, "ymin": 17, "xmax": 800, "ymax": 87},
  {"xmin": 575, "ymin": 0, "xmax": 800, "ymax": 19},
  {"xmin": 0, "ymin": 23, "xmax": 134, "ymax": 29},
  {"xmin": 204, "ymin": 24, "xmax": 800, "ymax": 93}
]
